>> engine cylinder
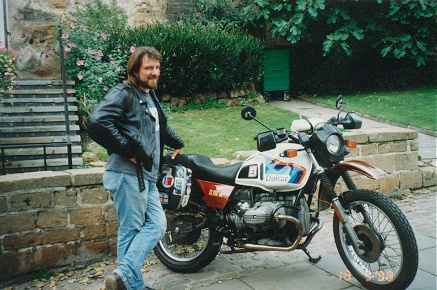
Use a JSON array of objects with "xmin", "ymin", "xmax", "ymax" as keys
[{"xmin": 243, "ymin": 202, "xmax": 286, "ymax": 230}]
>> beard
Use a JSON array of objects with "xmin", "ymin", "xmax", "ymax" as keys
[{"xmin": 137, "ymin": 76, "xmax": 158, "ymax": 90}]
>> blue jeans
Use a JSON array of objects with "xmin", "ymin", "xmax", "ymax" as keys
[{"xmin": 103, "ymin": 171, "xmax": 166, "ymax": 290}]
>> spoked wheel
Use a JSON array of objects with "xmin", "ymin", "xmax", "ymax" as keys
[
  {"xmin": 154, "ymin": 204, "xmax": 222, "ymax": 273},
  {"xmin": 333, "ymin": 190, "xmax": 418, "ymax": 290}
]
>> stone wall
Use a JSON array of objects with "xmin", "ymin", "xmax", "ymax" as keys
[
  {"xmin": 0, "ymin": 168, "xmax": 116, "ymax": 281},
  {"xmin": 7, "ymin": 0, "xmax": 192, "ymax": 80},
  {"xmin": 342, "ymin": 128, "xmax": 435, "ymax": 193},
  {"xmin": 0, "ymin": 128, "xmax": 435, "ymax": 281}
]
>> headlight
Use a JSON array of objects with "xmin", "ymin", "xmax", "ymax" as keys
[
  {"xmin": 310, "ymin": 124, "xmax": 347, "ymax": 163},
  {"xmin": 326, "ymin": 134, "xmax": 341, "ymax": 154}
]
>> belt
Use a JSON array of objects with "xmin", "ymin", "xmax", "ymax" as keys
[{"xmin": 136, "ymin": 162, "xmax": 146, "ymax": 192}]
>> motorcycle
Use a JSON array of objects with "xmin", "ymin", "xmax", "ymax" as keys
[{"xmin": 154, "ymin": 96, "xmax": 418, "ymax": 289}]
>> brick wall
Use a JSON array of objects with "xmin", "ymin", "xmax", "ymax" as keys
[{"xmin": 0, "ymin": 128, "xmax": 435, "ymax": 281}]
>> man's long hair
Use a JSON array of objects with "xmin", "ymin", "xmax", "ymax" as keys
[{"xmin": 126, "ymin": 46, "xmax": 163, "ymax": 87}]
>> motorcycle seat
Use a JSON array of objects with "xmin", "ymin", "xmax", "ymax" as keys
[{"xmin": 166, "ymin": 153, "xmax": 242, "ymax": 185}]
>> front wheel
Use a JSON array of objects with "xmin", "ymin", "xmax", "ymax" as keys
[
  {"xmin": 333, "ymin": 190, "xmax": 418, "ymax": 289},
  {"xmin": 154, "ymin": 203, "xmax": 222, "ymax": 273}
]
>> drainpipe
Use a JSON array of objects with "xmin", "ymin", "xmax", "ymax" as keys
[{"xmin": 1, "ymin": 0, "xmax": 9, "ymax": 47}]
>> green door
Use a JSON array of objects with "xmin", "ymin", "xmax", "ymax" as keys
[{"xmin": 263, "ymin": 49, "xmax": 290, "ymax": 92}]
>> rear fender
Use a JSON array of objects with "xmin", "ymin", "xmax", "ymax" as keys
[{"xmin": 331, "ymin": 160, "xmax": 386, "ymax": 179}]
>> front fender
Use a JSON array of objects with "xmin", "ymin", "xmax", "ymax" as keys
[{"xmin": 331, "ymin": 160, "xmax": 386, "ymax": 179}]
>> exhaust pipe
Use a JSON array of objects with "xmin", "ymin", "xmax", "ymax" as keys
[{"xmin": 237, "ymin": 215, "xmax": 303, "ymax": 252}]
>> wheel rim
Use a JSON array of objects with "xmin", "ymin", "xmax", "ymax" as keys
[
  {"xmin": 158, "ymin": 211, "xmax": 211, "ymax": 262},
  {"xmin": 339, "ymin": 201, "xmax": 403, "ymax": 285}
]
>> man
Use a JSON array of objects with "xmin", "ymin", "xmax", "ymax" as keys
[{"xmin": 87, "ymin": 46, "xmax": 184, "ymax": 290}]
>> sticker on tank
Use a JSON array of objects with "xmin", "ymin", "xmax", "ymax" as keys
[{"xmin": 264, "ymin": 155, "xmax": 306, "ymax": 184}]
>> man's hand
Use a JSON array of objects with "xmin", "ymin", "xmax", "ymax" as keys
[{"xmin": 171, "ymin": 148, "xmax": 182, "ymax": 159}]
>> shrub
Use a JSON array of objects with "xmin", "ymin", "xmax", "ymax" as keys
[
  {"xmin": 57, "ymin": 0, "xmax": 128, "ymax": 118},
  {"xmin": 0, "ymin": 41, "xmax": 18, "ymax": 94},
  {"xmin": 116, "ymin": 21, "xmax": 263, "ymax": 98},
  {"xmin": 56, "ymin": 0, "xmax": 263, "ymax": 121}
]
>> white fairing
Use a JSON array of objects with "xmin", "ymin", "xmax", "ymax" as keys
[{"xmin": 235, "ymin": 143, "xmax": 313, "ymax": 192}]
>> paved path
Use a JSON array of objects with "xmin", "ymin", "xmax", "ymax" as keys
[
  {"xmin": 4, "ymin": 99, "xmax": 436, "ymax": 290},
  {"xmin": 5, "ymin": 190, "xmax": 435, "ymax": 290}
]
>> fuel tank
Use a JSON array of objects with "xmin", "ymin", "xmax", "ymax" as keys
[{"xmin": 235, "ymin": 143, "xmax": 312, "ymax": 192}]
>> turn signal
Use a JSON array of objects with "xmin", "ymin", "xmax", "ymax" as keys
[
  {"xmin": 286, "ymin": 149, "xmax": 298, "ymax": 158},
  {"xmin": 346, "ymin": 140, "xmax": 357, "ymax": 148}
]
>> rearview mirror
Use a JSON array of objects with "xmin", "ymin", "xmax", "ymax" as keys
[
  {"xmin": 257, "ymin": 131, "xmax": 276, "ymax": 152},
  {"xmin": 335, "ymin": 95, "xmax": 343, "ymax": 109},
  {"xmin": 241, "ymin": 105, "xmax": 257, "ymax": 120}
]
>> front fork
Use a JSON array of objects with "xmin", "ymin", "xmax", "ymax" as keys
[{"xmin": 307, "ymin": 151, "xmax": 366, "ymax": 255}]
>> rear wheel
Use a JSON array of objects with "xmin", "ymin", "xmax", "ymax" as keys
[
  {"xmin": 333, "ymin": 190, "xmax": 418, "ymax": 289},
  {"xmin": 154, "ymin": 203, "xmax": 222, "ymax": 273}
]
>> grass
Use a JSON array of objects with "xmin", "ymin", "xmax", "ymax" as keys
[
  {"xmin": 304, "ymin": 87, "xmax": 437, "ymax": 132},
  {"xmin": 82, "ymin": 103, "xmax": 300, "ymax": 161},
  {"xmin": 167, "ymin": 104, "xmax": 300, "ymax": 158},
  {"xmin": 82, "ymin": 87, "xmax": 436, "ymax": 161}
]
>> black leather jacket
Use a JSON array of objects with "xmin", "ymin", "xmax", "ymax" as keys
[{"xmin": 87, "ymin": 83, "xmax": 184, "ymax": 166}]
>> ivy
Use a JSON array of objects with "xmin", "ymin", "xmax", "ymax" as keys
[{"xmin": 193, "ymin": 0, "xmax": 437, "ymax": 66}]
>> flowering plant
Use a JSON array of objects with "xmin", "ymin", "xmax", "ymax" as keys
[
  {"xmin": 0, "ymin": 41, "xmax": 18, "ymax": 94},
  {"xmin": 60, "ymin": 24, "xmax": 127, "ymax": 100}
]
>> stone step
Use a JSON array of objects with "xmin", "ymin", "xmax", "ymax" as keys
[
  {"xmin": 15, "ymin": 80, "xmax": 75, "ymax": 90},
  {"xmin": 0, "ymin": 115, "xmax": 79, "ymax": 123},
  {"xmin": 0, "ymin": 125, "xmax": 80, "ymax": 134},
  {"xmin": 0, "ymin": 135, "xmax": 81, "ymax": 145},
  {"xmin": 1, "ymin": 80, "xmax": 83, "ymax": 173},
  {"xmin": 0, "ymin": 106, "xmax": 78, "ymax": 114},
  {"xmin": 1, "ymin": 157, "xmax": 83, "ymax": 170},
  {"xmin": 1, "ymin": 97, "xmax": 77, "ymax": 103},
  {"xmin": 1, "ymin": 145, "xmax": 83, "ymax": 156},
  {"xmin": 9, "ymin": 89, "xmax": 77, "ymax": 98}
]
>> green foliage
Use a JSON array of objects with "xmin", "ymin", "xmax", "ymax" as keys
[
  {"xmin": 54, "ymin": 0, "xmax": 262, "ymax": 119},
  {"xmin": 193, "ymin": 0, "xmax": 437, "ymax": 67},
  {"xmin": 57, "ymin": 0, "xmax": 128, "ymax": 117},
  {"xmin": 0, "ymin": 41, "xmax": 18, "ymax": 94},
  {"xmin": 184, "ymin": 96, "xmax": 227, "ymax": 111},
  {"xmin": 117, "ymin": 21, "xmax": 263, "ymax": 98}
]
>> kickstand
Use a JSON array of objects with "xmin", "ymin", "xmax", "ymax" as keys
[{"xmin": 301, "ymin": 247, "xmax": 321, "ymax": 263}]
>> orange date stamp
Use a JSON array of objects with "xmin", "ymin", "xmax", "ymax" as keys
[{"xmin": 339, "ymin": 270, "xmax": 394, "ymax": 282}]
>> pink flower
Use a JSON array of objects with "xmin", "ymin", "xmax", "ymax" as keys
[
  {"xmin": 97, "ymin": 50, "xmax": 104, "ymax": 57},
  {"xmin": 101, "ymin": 33, "xmax": 107, "ymax": 40},
  {"xmin": 64, "ymin": 46, "xmax": 70, "ymax": 52},
  {"xmin": 103, "ymin": 86, "xmax": 108, "ymax": 91},
  {"xmin": 77, "ymin": 73, "xmax": 83, "ymax": 80},
  {"xmin": 116, "ymin": 67, "xmax": 121, "ymax": 72},
  {"xmin": 67, "ymin": 89, "xmax": 73, "ymax": 94},
  {"xmin": 88, "ymin": 48, "xmax": 95, "ymax": 55},
  {"xmin": 98, "ymin": 77, "xmax": 103, "ymax": 83},
  {"xmin": 62, "ymin": 34, "xmax": 69, "ymax": 39},
  {"xmin": 68, "ymin": 42, "xmax": 76, "ymax": 47},
  {"xmin": 130, "ymin": 46, "xmax": 135, "ymax": 53},
  {"xmin": 76, "ymin": 60, "xmax": 84, "ymax": 66},
  {"xmin": 150, "ymin": 19, "xmax": 156, "ymax": 25},
  {"xmin": 110, "ymin": 60, "xmax": 115, "ymax": 65},
  {"xmin": 70, "ymin": 23, "xmax": 76, "ymax": 29}
]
